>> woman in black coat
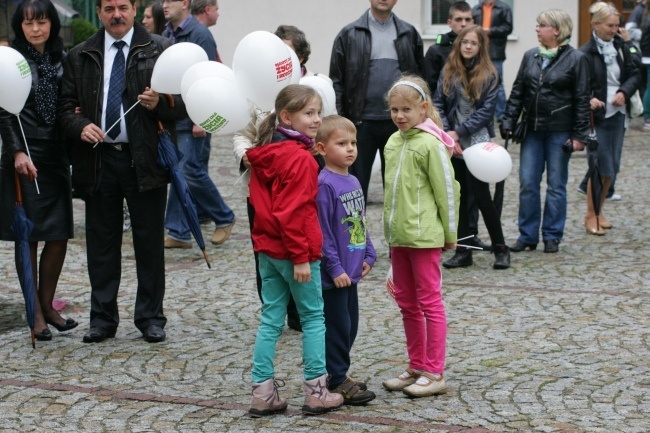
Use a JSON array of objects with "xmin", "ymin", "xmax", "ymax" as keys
[
  {"xmin": 580, "ymin": 2, "xmax": 640, "ymax": 235},
  {"xmin": 0, "ymin": 0, "xmax": 76, "ymax": 341}
]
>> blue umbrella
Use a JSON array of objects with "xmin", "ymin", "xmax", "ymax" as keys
[
  {"xmin": 156, "ymin": 125, "xmax": 211, "ymax": 268},
  {"xmin": 11, "ymin": 171, "xmax": 36, "ymax": 348}
]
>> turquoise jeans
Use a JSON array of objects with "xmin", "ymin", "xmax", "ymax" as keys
[{"xmin": 252, "ymin": 254, "xmax": 326, "ymax": 383}]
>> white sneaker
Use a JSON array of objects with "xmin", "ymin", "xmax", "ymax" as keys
[
  {"xmin": 644, "ymin": 120, "xmax": 650, "ymax": 130},
  {"xmin": 607, "ymin": 194, "xmax": 622, "ymax": 201}
]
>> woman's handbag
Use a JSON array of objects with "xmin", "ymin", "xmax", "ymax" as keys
[{"xmin": 512, "ymin": 108, "xmax": 528, "ymax": 144}]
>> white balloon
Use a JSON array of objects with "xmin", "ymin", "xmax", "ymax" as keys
[
  {"xmin": 300, "ymin": 75, "xmax": 337, "ymax": 117},
  {"xmin": 463, "ymin": 142, "xmax": 512, "ymax": 183},
  {"xmin": 151, "ymin": 42, "xmax": 208, "ymax": 94},
  {"xmin": 0, "ymin": 47, "xmax": 32, "ymax": 114},
  {"xmin": 181, "ymin": 61, "xmax": 235, "ymax": 100},
  {"xmin": 233, "ymin": 31, "xmax": 296, "ymax": 111},
  {"xmin": 287, "ymin": 46, "xmax": 301, "ymax": 85},
  {"xmin": 185, "ymin": 77, "xmax": 250, "ymax": 136}
]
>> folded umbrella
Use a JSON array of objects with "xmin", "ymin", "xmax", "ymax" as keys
[
  {"xmin": 586, "ymin": 116, "xmax": 603, "ymax": 227},
  {"xmin": 11, "ymin": 171, "xmax": 36, "ymax": 348},
  {"xmin": 156, "ymin": 121, "xmax": 211, "ymax": 268}
]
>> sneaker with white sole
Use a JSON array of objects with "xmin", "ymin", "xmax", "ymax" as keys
[
  {"xmin": 606, "ymin": 193, "xmax": 622, "ymax": 201},
  {"xmin": 382, "ymin": 368, "xmax": 420, "ymax": 391},
  {"xmin": 402, "ymin": 372, "xmax": 447, "ymax": 398},
  {"xmin": 644, "ymin": 120, "xmax": 650, "ymax": 130}
]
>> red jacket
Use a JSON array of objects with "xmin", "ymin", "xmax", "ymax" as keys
[{"xmin": 247, "ymin": 140, "xmax": 322, "ymax": 264}]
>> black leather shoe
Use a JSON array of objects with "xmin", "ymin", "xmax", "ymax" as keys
[
  {"xmin": 34, "ymin": 328, "xmax": 52, "ymax": 341},
  {"xmin": 443, "ymin": 249, "xmax": 473, "ymax": 268},
  {"xmin": 543, "ymin": 239, "xmax": 560, "ymax": 253},
  {"xmin": 469, "ymin": 236, "xmax": 492, "ymax": 251},
  {"xmin": 46, "ymin": 318, "xmax": 79, "ymax": 332},
  {"xmin": 82, "ymin": 327, "xmax": 116, "ymax": 343},
  {"xmin": 510, "ymin": 240, "xmax": 537, "ymax": 252},
  {"xmin": 143, "ymin": 325, "xmax": 166, "ymax": 343}
]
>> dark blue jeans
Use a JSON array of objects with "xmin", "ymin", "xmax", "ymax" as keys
[
  {"xmin": 518, "ymin": 130, "xmax": 571, "ymax": 244},
  {"xmin": 165, "ymin": 131, "xmax": 235, "ymax": 241},
  {"xmin": 323, "ymin": 283, "xmax": 359, "ymax": 388}
]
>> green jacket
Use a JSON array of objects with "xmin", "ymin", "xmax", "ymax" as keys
[{"xmin": 383, "ymin": 127, "xmax": 460, "ymax": 248}]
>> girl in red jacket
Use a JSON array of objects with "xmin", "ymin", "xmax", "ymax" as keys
[{"xmin": 245, "ymin": 85, "xmax": 343, "ymax": 417}]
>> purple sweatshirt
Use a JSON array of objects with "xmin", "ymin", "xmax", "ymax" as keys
[{"xmin": 316, "ymin": 168, "xmax": 376, "ymax": 289}]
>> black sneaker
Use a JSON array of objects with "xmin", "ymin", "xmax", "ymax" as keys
[{"xmin": 329, "ymin": 377, "xmax": 375, "ymax": 406}]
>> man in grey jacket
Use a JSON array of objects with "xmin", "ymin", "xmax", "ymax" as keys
[{"xmin": 330, "ymin": 0, "xmax": 423, "ymax": 201}]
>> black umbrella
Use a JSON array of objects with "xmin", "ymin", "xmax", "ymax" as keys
[
  {"xmin": 586, "ymin": 113, "xmax": 603, "ymax": 228},
  {"xmin": 493, "ymin": 136, "xmax": 509, "ymax": 218},
  {"xmin": 11, "ymin": 171, "xmax": 36, "ymax": 348},
  {"xmin": 156, "ymin": 121, "xmax": 211, "ymax": 268}
]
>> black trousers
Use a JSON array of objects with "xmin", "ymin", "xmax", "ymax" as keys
[
  {"xmin": 85, "ymin": 145, "xmax": 167, "ymax": 333},
  {"xmin": 323, "ymin": 283, "xmax": 359, "ymax": 388},
  {"xmin": 351, "ymin": 119, "xmax": 397, "ymax": 202},
  {"xmin": 453, "ymin": 157, "xmax": 505, "ymax": 246}
]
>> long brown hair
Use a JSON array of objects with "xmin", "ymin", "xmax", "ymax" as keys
[
  {"xmin": 441, "ymin": 25, "xmax": 497, "ymax": 102},
  {"xmin": 254, "ymin": 84, "xmax": 321, "ymax": 146}
]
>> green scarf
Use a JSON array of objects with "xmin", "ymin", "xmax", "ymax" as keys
[{"xmin": 538, "ymin": 39, "xmax": 569, "ymax": 60}]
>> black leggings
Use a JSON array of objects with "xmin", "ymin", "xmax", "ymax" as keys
[{"xmin": 452, "ymin": 157, "xmax": 505, "ymax": 246}]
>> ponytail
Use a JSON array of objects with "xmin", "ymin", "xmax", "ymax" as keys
[{"xmin": 254, "ymin": 112, "xmax": 278, "ymax": 147}]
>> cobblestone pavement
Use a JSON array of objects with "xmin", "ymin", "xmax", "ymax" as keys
[{"xmin": 0, "ymin": 118, "xmax": 648, "ymax": 432}]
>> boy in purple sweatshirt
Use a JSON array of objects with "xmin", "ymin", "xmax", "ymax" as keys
[{"xmin": 315, "ymin": 115, "xmax": 377, "ymax": 405}]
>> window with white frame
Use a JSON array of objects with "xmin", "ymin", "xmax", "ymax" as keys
[{"xmin": 423, "ymin": 0, "xmax": 514, "ymax": 37}]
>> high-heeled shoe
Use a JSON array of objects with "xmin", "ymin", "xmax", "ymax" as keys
[
  {"xmin": 598, "ymin": 214, "xmax": 613, "ymax": 229},
  {"xmin": 34, "ymin": 328, "xmax": 52, "ymax": 341},
  {"xmin": 46, "ymin": 318, "xmax": 79, "ymax": 332},
  {"xmin": 584, "ymin": 217, "xmax": 605, "ymax": 236}
]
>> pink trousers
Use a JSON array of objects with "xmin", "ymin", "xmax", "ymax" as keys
[{"xmin": 391, "ymin": 247, "xmax": 447, "ymax": 374}]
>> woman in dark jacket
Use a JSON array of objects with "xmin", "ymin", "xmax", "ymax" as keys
[
  {"xmin": 501, "ymin": 9, "xmax": 590, "ymax": 254},
  {"xmin": 580, "ymin": 2, "xmax": 640, "ymax": 235},
  {"xmin": 643, "ymin": 5, "xmax": 650, "ymax": 128},
  {"xmin": 433, "ymin": 25, "xmax": 509, "ymax": 270},
  {"xmin": 0, "ymin": 0, "xmax": 76, "ymax": 341}
]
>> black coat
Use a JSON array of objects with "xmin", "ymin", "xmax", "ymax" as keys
[
  {"xmin": 58, "ymin": 23, "xmax": 187, "ymax": 199},
  {"xmin": 579, "ymin": 34, "xmax": 641, "ymax": 124},
  {"xmin": 423, "ymin": 31, "xmax": 456, "ymax": 95},
  {"xmin": 433, "ymin": 68, "xmax": 498, "ymax": 143},
  {"xmin": 501, "ymin": 45, "xmax": 591, "ymax": 143},
  {"xmin": 329, "ymin": 10, "xmax": 423, "ymax": 123},
  {"xmin": 471, "ymin": 0, "xmax": 513, "ymax": 61}
]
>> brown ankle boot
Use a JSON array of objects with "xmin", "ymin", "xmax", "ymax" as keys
[
  {"xmin": 302, "ymin": 374, "xmax": 344, "ymax": 415},
  {"xmin": 248, "ymin": 378, "xmax": 288, "ymax": 418}
]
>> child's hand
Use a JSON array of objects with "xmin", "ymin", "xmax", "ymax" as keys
[
  {"xmin": 333, "ymin": 273, "xmax": 352, "ymax": 288},
  {"xmin": 294, "ymin": 262, "xmax": 311, "ymax": 282},
  {"xmin": 443, "ymin": 242, "xmax": 456, "ymax": 251},
  {"xmin": 361, "ymin": 262, "xmax": 372, "ymax": 278}
]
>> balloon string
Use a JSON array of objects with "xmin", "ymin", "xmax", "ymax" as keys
[
  {"xmin": 15, "ymin": 115, "xmax": 40, "ymax": 195},
  {"xmin": 234, "ymin": 168, "xmax": 249, "ymax": 185},
  {"xmin": 93, "ymin": 100, "xmax": 141, "ymax": 148}
]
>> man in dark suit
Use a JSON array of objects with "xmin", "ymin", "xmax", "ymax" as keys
[{"xmin": 58, "ymin": 0, "xmax": 186, "ymax": 343}]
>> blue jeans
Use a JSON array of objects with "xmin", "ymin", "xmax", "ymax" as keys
[
  {"xmin": 252, "ymin": 254, "xmax": 326, "ymax": 383},
  {"xmin": 492, "ymin": 60, "xmax": 507, "ymax": 121},
  {"xmin": 165, "ymin": 131, "xmax": 235, "ymax": 241},
  {"xmin": 518, "ymin": 130, "xmax": 571, "ymax": 244}
]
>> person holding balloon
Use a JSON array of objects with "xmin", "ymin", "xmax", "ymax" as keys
[
  {"xmin": 232, "ymin": 26, "xmax": 332, "ymax": 332},
  {"xmin": 246, "ymin": 84, "xmax": 344, "ymax": 417},
  {"xmin": 433, "ymin": 25, "xmax": 510, "ymax": 270},
  {"xmin": 382, "ymin": 74, "xmax": 459, "ymax": 398},
  {"xmin": 58, "ymin": 0, "xmax": 186, "ymax": 343},
  {"xmin": 0, "ymin": 0, "xmax": 76, "ymax": 341}
]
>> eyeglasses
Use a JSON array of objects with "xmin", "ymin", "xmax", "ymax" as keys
[
  {"xmin": 460, "ymin": 39, "xmax": 479, "ymax": 47},
  {"xmin": 536, "ymin": 23, "xmax": 555, "ymax": 28}
]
